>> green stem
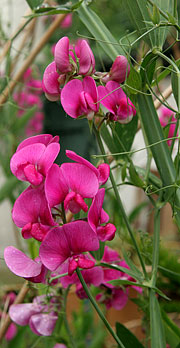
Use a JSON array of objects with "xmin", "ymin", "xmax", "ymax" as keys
[
  {"xmin": 63, "ymin": 287, "xmax": 76, "ymax": 348},
  {"xmin": 49, "ymin": 272, "xmax": 68, "ymax": 284},
  {"xmin": 76, "ymin": 268, "xmax": 125, "ymax": 348},
  {"xmin": 93, "ymin": 124, "xmax": 147, "ymax": 279},
  {"xmin": 151, "ymin": 208, "xmax": 160, "ymax": 286},
  {"xmin": 61, "ymin": 202, "xmax": 67, "ymax": 224},
  {"xmin": 155, "ymin": 50, "xmax": 180, "ymax": 112},
  {"xmin": 170, "ymin": 116, "xmax": 179, "ymax": 154}
]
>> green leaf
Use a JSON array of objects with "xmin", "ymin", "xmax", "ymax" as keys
[
  {"xmin": 122, "ymin": 247, "xmax": 143, "ymax": 278},
  {"xmin": 112, "ymin": 116, "xmax": 138, "ymax": 159},
  {"xmin": 140, "ymin": 52, "xmax": 157, "ymax": 89},
  {"xmin": 171, "ymin": 69, "xmax": 180, "ymax": 109},
  {"xmin": 152, "ymin": 58, "xmax": 180, "ymax": 87},
  {"xmin": 129, "ymin": 202, "xmax": 148, "ymax": 223},
  {"xmin": 77, "ymin": 3, "xmax": 123, "ymax": 62},
  {"xmin": 126, "ymin": 66, "xmax": 142, "ymax": 94},
  {"xmin": 90, "ymin": 241, "xmax": 105, "ymax": 261},
  {"xmin": 151, "ymin": 4, "xmax": 161, "ymax": 24},
  {"xmin": 100, "ymin": 123, "xmax": 117, "ymax": 155},
  {"xmin": 129, "ymin": 163, "xmax": 145, "ymax": 188},
  {"xmin": 161, "ymin": 309, "xmax": 180, "ymax": 348},
  {"xmin": 125, "ymin": 0, "xmax": 172, "ymax": 49},
  {"xmin": 11, "ymin": 106, "xmax": 37, "ymax": 133},
  {"xmin": 116, "ymin": 322, "xmax": 145, "ymax": 348},
  {"xmin": 26, "ymin": 0, "xmax": 44, "ymax": 10},
  {"xmin": 150, "ymin": 290, "xmax": 166, "ymax": 348},
  {"xmin": 121, "ymin": 162, "xmax": 127, "ymax": 182},
  {"xmin": 0, "ymin": 176, "xmax": 21, "ymax": 203},
  {"xmin": 100, "ymin": 262, "xmax": 143, "ymax": 282}
]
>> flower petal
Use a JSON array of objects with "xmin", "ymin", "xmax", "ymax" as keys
[{"xmin": 4, "ymin": 246, "xmax": 42, "ymax": 278}]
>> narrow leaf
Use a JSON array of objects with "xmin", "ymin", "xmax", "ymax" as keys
[
  {"xmin": 116, "ymin": 322, "xmax": 145, "ymax": 348},
  {"xmin": 150, "ymin": 290, "xmax": 166, "ymax": 348}
]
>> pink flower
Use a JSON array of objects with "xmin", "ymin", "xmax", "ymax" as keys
[
  {"xmin": 55, "ymin": 37, "xmax": 95, "ymax": 76},
  {"xmin": 9, "ymin": 295, "xmax": 59, "ymax": 336},
  {"xmin": 39, "ymin": 220, "xmax": 99, "ymax": 275},
  {"xmin": 10, "ymin": 134, "xmax": 60, "ymax": 186},
  {"xmin": 54, "ymin": 345, "xmax": 67, "ymax": 348},
  {"xmin": 56, "ymin": 255, "xmax": 103, "ymax": 298},
  {"xmin": 43, "ymin": 37, "xmax": 95, "ymax": 101},
  {"xmin": 42, "ymin": 61, "xmax": 61, "ymax": 101},
  {"xmin": 159, "ymin": 106, "xmax": 178, "ymax": 146},
  {"xmin": 98, "ymin": 81, "xmax": 136, "ymax": 124},
  {"xmin": 88, "ymin": 188, "xmax": 116, "ymax": 241},
  {"xmin": 102, "ymin": 56, "xmax": 130, "ymax": 84},
  {"xmin": 96, "ymin": 247, "xmax": 141, "ymax": 310},
  {"xmin": 12, "ymin": 186, "xmax": 55, "ymax": 241},
  {"xmin": 61, "ymin": 76, "xmax": 99, "ymax": 119},
  {"xmin": 45, "ymin": 162, "xmax": 99, "ymax": 214},
  {"xmin": 4, "ymin": 246, "xmax": 47, "ymax": 283},
  {"xmin": 60, "ymin": 13, "xmax": 72, "ymax": 29},
  {"xmin": 66, "ymin": 150, "xmax": 110, "ymax": 185}
]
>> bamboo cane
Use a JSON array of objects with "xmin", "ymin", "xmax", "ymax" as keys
[
  {"xmin": 0, "ymin": 13, "xmax": 66, "ymax": 107},
  {"xmin": 0, "ymin": 9, "xmax": 32, "ymax": 64},
  {"xmin": 0, "ymin": 281, "xmax": 29, "ymax": 343}
]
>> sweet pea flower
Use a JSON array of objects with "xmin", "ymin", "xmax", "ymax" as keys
[
  {"xmin": 4, "ymin": 246, "xmax": 47, "ymax": 283},
  {"xmin": 96, "ymin": 247, "xmax": 141, "ymax": 310},
  {"xmin": 88, "ymin": 188, "xmax": 116, "ymax": 241},
  {"xmin": 10, "ymin": 134, "xmax": 60, "ymax": 186},
  {"xmin": 98, "ymin": 81, "xmax": 136, "ymax": 124},
  {"xmin": 56, "ymin": 255, "xmax": 103, "ymax": 299},
  {"xmin": 102, "ymin": 55, "xmax": 130, "ymax": 84},
  {"xmin": 55, "ymin": 37, "xmax": 95, "ymax": 76},
  {"xmin": 9, "ymin": 295, "xmax": 59, "ymax": 336},
  {"xmin": 39, "ymin": 220, "xmax": 99, "ymax": 275},
  {"xmin": 43, "ymin": 37, "xmax": 95, "ymax": 101},
  {"xmin": 159, "ymin": 106, "xmax": 178, "ymax": 146},
  {"xmin": 0, "ymin": 311, "xmax": 17, "ymax": 341},
  {"xmin": 61, "ymin": 76, "xmax": 99, "ymax": 119},
  {"xmin": 66, "ymin": 150, "xmax": 110, "ymax": 185},
  {"xmin": 60, "ymin": 13, "xmax": 73, "ymax": 29},
  {"xmin": 12, "ymin": 186, "xmax": 55, "ymax": 241},
  {"xmin": 45, "ymin": 162, "xmax": 99, "ymax": 214}
]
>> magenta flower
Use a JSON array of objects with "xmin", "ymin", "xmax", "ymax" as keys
[
  {"xmin": 42, "ymin": 61, "xmax": 61, "ymax": 101},
  {"xmin": 98, "ymin": 81, "xmax": 136, "ymax": 124},
  {"xmin": 39, "ymin": 220, "xmax": 99, "ymax": 275},
  {"xmin": 0, "ymin": 311, "xmax": 17, "ymax": 341},
  {"xmin": 43, "ymin": 37, "xmax": 95, "ymax": 101},
  {"xmin": 45, "ymin": 162, "xmax": 99, "ymax": 214},
  {"xmin": 10, "ymin": 134, "xmax": 60, "ymax": 186},
  {"xmin": 88, "ymin": 188, "xmax": 116, "ymax": 241},
  {"xmin": 55, "ymin": 255, "xmax": 103, "ymax": 298},
  {"xmin": 60, "ymin": 13, "xmax": 73, "ymax": 28},
  {"xmin": 9, "ymin": 295, "xmax": 59, "ymax": 336},
  {"xmin": 54, "ymin": 345, "xmax": 67, "ymax": 348},
  {"xmin": 4, "ymin": 246, "xmax": 47, "ymax": 283},
  {"xmin": 66, "ymin": 150, "xmax": 110, "ymax": 185},
  {"xmin": 102, "ymin": 55, "xmax": 130, "ymax": 84},
  {"xmin": 159, "ymin": 106, "xmax": 178, "ymax": 146},
  {"xmin": 55, "ymin": 37, "xmax": 95, "ymax": 76},
  {"xmin": 96, "ymin": 247, "xmax": 141, "ymax": 310},
  {"xmin": 12, "ymin": 186, "xmax": 55, "ymax": 241},
  {"xmin": 61, "ymin": 76, "xmax": 99, "ymax": 119}
]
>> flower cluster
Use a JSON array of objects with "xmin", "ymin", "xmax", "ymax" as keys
[
  {"xmin": 14, "ymin": 67, "xmax": 44, "ymax": 136},
  {"xmin": 42, "ymin": 36, "xmax": 136, "ymax": 123},
  {"xmin": 4, "ymin": 134, "xmax": 141, "ymax": 337}
]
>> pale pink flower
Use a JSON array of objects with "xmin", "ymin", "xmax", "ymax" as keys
[{"xmin": 9, "ymin": 295, "xmax": 59, "ymax": 336}]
